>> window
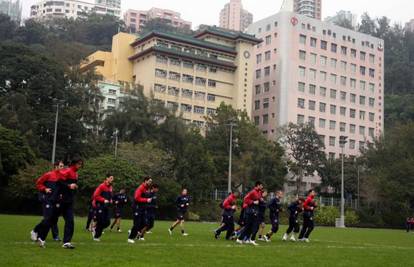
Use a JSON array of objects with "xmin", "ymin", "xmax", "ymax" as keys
[
  {"xmin": 329, "ymin": 152, "xmax": 336, "ymax": 160},
  {"xmin": 308, "ymin": 116, "xmax": 316, "ymax": 127},
  {"xmin": 254, "ymin": 100, "xmax": 260, "ymax": 110},
  {"xmin": 256, "ymin": 69, "xmax": 261, "ymax": 79},
  {"xmin": 310, "ymin": 53, "xmax": 317, "ymax": 64},
  {"xmin": 321, "ymin": 40, "xmax": 327, "ymax": 50},
  {"xmin": 351, "ymin": 49, "xmax": 356, "ymax": 58},
  {"xmin": 320, "ymin": 56, "xmax": 327, "ymax": 67},
  {"xmin": 340, "ymin": 91, "xmax": 347, "ymax": 101},
  {"xmin": 330, "ymin": 58, "xmax": 337, "ymax": 68},
  {"xmin": 330, "ymin": 74, "xmax": 337, "ymax": 84},
  {"xmin": 350, "ymin": 93, "xmax": 356, "ymax": 103},
  {"xmin": 320, "ymin": 71, "xmax": 327, "ymax": 81},
  {"xmin": 181, "ymin": 89, "xmax": 193, "ymax": 98},
  {"xmin": 107, "ymin": 98, "xmax": 116, "ymax": 104},
  {"xmin": 369, "ymin": 68, "xmax": 375, "ymax": 78},
  {"xmin": 369, "ymin": 54, "xmax": 375, "ymax": 64},
  {"xmin": 369, "ymin": 98, "xmax": 375, "ymax": 107},
  {"xmin": 254, "ymin": 116, "xmax": 260, "ymax": 125},
  {"xmin": 256, "ymin": 54, "xmax": 262, "ymax": 64},
  {"xmin": 265, "ymin": 35, "xmax": 271, "ymax": 45},
  {"xmin": 349, "ymin": 139, "xmax": 356, "ymax": 149},
  {"xmin": 340, "ymin": 106, "xmax": 346, "ymax": 116},
  {"xmin": 297, "ymin": 114, "xmax": 305, "ymax": 124},
  {"xmin": 360, "ymin": 51, "xmax": 366, "ymax": 61},
  {"xmin": 309, "ymin": 100, "xmax": 316, "ymax": 110},
  {"xmin": 319, "ymin": 102, "xmax": 326, "ymax": 112},
  {"xmin": 299, "ymin": 50, "xmax": 306, "ymax": 60},
  {"xmin": 360, "ymin": 81, "xmax": 366, "ymax": 91},
  {"xmin": 208, "ymin": 80, "xmax": 216, "ymax": 87},
  {"xmin": 340, "ymin": 122, "xmax": 346, "ymax": 132},
  {"xmin": 320, "ymin": 87, "xmax": 327, "ymax": 97},
  {"xmin": 299, "ymin": 34, "xmax": 306, "ymax": 44},
  {"xmin": 182, "ymin": 74, "xmax": 194, "ymax": 83},
  {"xmin": 360, "ymin": 96, "xmax": 366, "ymax": 105},
  {"xmin": 331, "ymin": 43, "xmax": 337, "ymax": 53},
  {"xmin": 266, "ymin": 24, "xmax": 271, "ymax": 31},
  {"xmin": 350, "ymin": 124, "xmax": 356, "ymax": 133},
  {"xmin": 330, "ymin": 89, "xmax": 337, "ymax": 99},
  {"xmin": 309, "ymin": 69, "xmax": 317, "ymax": 80},
  {"xmin": 194, "ymin": 91, "xmax": 205, "ymax": 101},
  {"xmin": 341, "ymin": 46, "xmax": 347, "ymax": 55},
  {"xmin": 194, "ymin": 106, "xmax": 205, "ymax": 114},
  {"xmin": 369, "ymin": 112, "xmax": 375, "ymax": 122},
  {"xmin": 264, "ymin": 67, "xmax": 270, "ymax": 76},
  {"xmin": 168, "ymin": 71, "xmax": 180, "ymax": 81},
  {"xmin": 167, "ymin": 86, "xmax": 179, "ymax": 96},
  {"xmin": 156, "ymin": 55, "xmax": 168, "ymax": 64},
  {"xmin": 350, "ymin": 79, "xmax": 356, "ymax": 89},
  {"xmin": 359, "ymin": 141, "xmax": 365, "ymax": 150},
  {"xmin": 369, "ymin": 128, "xmax": 375, "ymax": 137},
  {"xmin": 369, "ymin": 83, "xmax": 375, "ymax": 93},
  {"xmin": 340, "ymin": 76, "xmax": 347, "ymax": 86},
  {"xmin": 329, "ymin": 120, "xmax": 336, "ymax": 130},
  {"xmin": 195, "ymin": 77, "xmax": 206, "ymax": 86},
  {"xmin": 329, "ymin": 136, "xmax": 336, "ymax": 147},
  {"xmin": 180, "ymin": 103, "xmax": 192, "ymax": 113},
  {"xmin": 360, "ymin": 66, "xmax": 366, "ymax": 76},
  {"xmin": 166, "ymin": 101, "xmax": 178, "ymax": 110},
  {"xmin": 351, "ymin": 64, "xmax": 356, "ymax": 73},
  {"xmin": 183, "ymin": 61, "xmax": 194, "ymax": 68},
  {"xmin": 263, "ymin": 98, "xmax": 269, "ymax": 109},
  {"xmin": 319, "ymin": 118, "xmax": 326, "ymax": 128},
  {"xmin": 255, "ymin": 85, "xmax": 261, "ymax": 95},
  {"xmin": 309, "ymin": 84, "xmax": 316, "ymax": 95},
  {"xmin": 350, "ymin": 109, "xmax": 356, "ymax": 118},
  {"xmin": 359, "ymin": 110, "xmax": 366, "ymax": 120},
  {"xmin": 263, "ymin": 82, "xmax": 270, "ymax": 92},
  {"xmin": 340, "ymin": 61, "xmax": 347, "ymax": 71},
  {"xmin": 196, "ymin": 64, "xmax": 207, "ymax": 71},
  {"xmin": 299, "ymin": 66, "xmax": 306, "ymax": 77},
  {"xmin": 265, "ymin": 51, "xmax": 271, "ymax": 60},
  {"xmin": 170, "ymin": 58, "xmax": 181, "ymax": 66},
  {"xmin": 298, "ymin": 82, "xmax": 305, "ymax": 92},
  {"xmin": 310, "ymin": 37, "xmax": 317, "ymax": 47},
  {"xmin": 155, "ymin": 69, "xmax": 167, "ymax": 78},
  {"xmin": 330, "ymin": 104, "xmax": 336, "ymax": 115},
  {"xmin": 108, "ymin": 89, "xmax": 116, "ymax": 95},
  {"xmin": 298, "ymin": 98, "xmax": 305, "ymax": 109},
  {"xmin": 359, "ymin": 126, "xmax": 365, "ymax": 135}
]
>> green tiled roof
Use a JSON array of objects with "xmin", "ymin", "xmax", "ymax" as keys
[
  {"xmin": 130, "ymin": 30, "xmax": 237, "ymax": 55},
  {"xmin": 194, "ymin": 26, "xmax": 262, "ymax": 43}
]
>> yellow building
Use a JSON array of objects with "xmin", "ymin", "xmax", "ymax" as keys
[{"xmin": 81, "ymin": 27, "xmax": 261, "ymax": 125}]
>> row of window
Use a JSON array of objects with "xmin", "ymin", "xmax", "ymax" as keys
[
  {"xmin": 298, "ymin": 65, "xmax": 376, "ymax": 83},
  {"xmin": 299, "ymin": 34, "xmax": 379, "ymax": 62},
  {"xmin": 255, "ymin": 64, "xmax": 277, "ymax": 78},
  {"xmin": 297, "ymin": 114, "xmax": 376, "ymax": 137},
  {"xmin": 256, "ymin": 49, "xmax": 277, "ymax": 64},
  {"xmin": 154, "ymin": 84, "xmax": 217, "ymax": 102},
  {"xmin": 164, "ymin": 101, "xmax": 216, "ymax": 116},
  {"xmin": 297, "ymin": 84, "xmax": 377, "ymax": 107},
  {"xmin": 156, "ymin": 55, "xmax": 223, "ymax": 73},
  {"xmin": 155, "ymin": 69, "xmax": 217, "ymax": 87},
  {"xmin": 296, "ymin": 98, "xmax": 377, "ymax": 121}
]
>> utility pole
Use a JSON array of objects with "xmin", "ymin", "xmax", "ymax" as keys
[
  {"xmin": 114, "ymin": 129, "xmax": 119, "ymax": 159},
  {"xmin": 51, "ymin": 103, "xmax": 59, "ymax": 164},
  {"xmin": 338, "ymin": 135, "xmax": 348, "ymax": 228},
  {"xmin": 227, "ymin": 121, "xmax": 236, "ymax": 193}
]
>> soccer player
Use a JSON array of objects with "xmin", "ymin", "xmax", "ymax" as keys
[
  {"xmin": 236, "ymin": 181, "xmax": 264, "ymax": 246},
  {"xmin": 298, "ymin": 189, "xmax": 317, "ymax": 242},
  {"xmin": 168, "ymin": 188, "xmax": 190, "ymax": 236},
  {"xmin": 145, "ymin": 184, "xmax": 159, "ymax": 234},
  {"xmin": 128, "ymin": 176, "xmax": 153, "ymax": 244},
  {"xmin": 214, "ymin": 191, "xmax": 239, "ymax": 240},
  {"xmin": 91, "ymin": 174, "xmax": 114, "ymax": 241},
  {"xmin": 31, "ymin": 160, "xmax": 64, "ymax": 245},
  {"xmin": 110, "ymin": 189, "xmax": 128, "ymax": 232},
  {"xmin": 264, "ymin": 190, "xmax": 284, "ymax": 241},
  {"xmin": 283, "ymin": 197, "xmax": 304, "ymax": 242},
  {"xmin": 58, "ymin": 157, "xmax": 83, "ymax": 249},
  {"xmin": 255, "ymin": 190, "xmax": 268, "ymax": 241}
]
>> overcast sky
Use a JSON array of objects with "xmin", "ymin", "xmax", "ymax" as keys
[{"xmin": 22, "ymin": 0, "xmax": 414, "ymax": 27}]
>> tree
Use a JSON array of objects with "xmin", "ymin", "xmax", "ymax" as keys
[
  {"xmin": 279, "ymin": 123, "xmax": 325, "ymax": 194},
  {"xmin": 139, "ymin": 18, "xmax": 194, "ymax": 35},
  {"xmin": 358, "ymin": 13, "xmax": 377, "ymax": 35},
  {"xmin": 0, "ymin": 125, "xmax": 35, "ymax": 186}
]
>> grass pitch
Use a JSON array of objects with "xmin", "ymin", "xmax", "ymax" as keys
[{"xmin": 0, "ymin": 214, "xmax": 413, "ymax": 266}]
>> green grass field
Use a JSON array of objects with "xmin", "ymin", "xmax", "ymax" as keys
[{"xmin": 0, "ymin": 214, "xmax": 413, "ymax": 267}]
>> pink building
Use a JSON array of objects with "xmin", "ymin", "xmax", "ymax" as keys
[
  {"xmin": 294, "ymin": 0, "xmax": 322, "ymax": 20},
  {"xmin": 124, "ymin": 7, "xmax": 192, "ymax": 33},
  {"xmin": 219, "ymin": 0, "xmax": 253, "ymax": 32},
  {"xmin": 248, "ymin": 11, "xmax": 384, "ymax": 161}
]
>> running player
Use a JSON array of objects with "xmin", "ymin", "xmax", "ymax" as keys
[
  {"xmin": 128, "ymin": 176, "xmax": 152, "ymax": 244},
  {"xmin": 264, "ymin": 190, "xmax": 283, "ymax": 241},
  {"xmin": 282, "ymin": 197, "xmax": 304, "ymax": 242},
  {"xmin": 91, "ymin": 174, "xmax": 113, "ymax": 241},
  {"xmin": 110, "ymin": 189, "xmax": 128, "ymax": 232},
  {"xmin": 214, "ymin": 191, "xmax": 239, "ymax": 240},
  {"xmin": 31, "ymin": 160, "xmax": 64, "ymax": 245},
  {"xmin": 145, "ymin": 184, "xmax": 159, "ymax": 234},
  {"xmin": 168, "ymin": 188, "xmax": 190, "ymax": 236},
  {"xmin": 298, "ymin": 189, "xmax": 317, "ymax": 242},
  {"xmin": 85, "ymin": 199, "xmax": 95, "ymax": 232},
  {"xmin": 255, "ymin": 190, "xmax": 268, "ymax": 242},
  {"xmin": 236, "ymin": 181, "xmax": 263, "ymax": 246}
]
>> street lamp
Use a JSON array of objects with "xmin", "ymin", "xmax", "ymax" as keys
[
  {"xmin": 51, "ymin": 99, "xmax": 65, "ymax": 164},
  {"xmin": 113, "ymin": 129, "xmax": 119, "ymax": 159},
  {"xmin": 226, "ymin": 120, "xmax": 237, "ymax": 193},
  {"xmin": 338, "ymin": 135, "xmax": 348, "ymax": 228}
]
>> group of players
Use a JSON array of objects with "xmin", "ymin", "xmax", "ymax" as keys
[
  {"xmin": 30, "ymin": 158, "xmax": 317, "ymax": 248},
  {"xmin": 214, "ymin": 181, "xmax": 318, "ymax": 245}
]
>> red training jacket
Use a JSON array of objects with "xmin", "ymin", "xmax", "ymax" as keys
[
  {"xmin": 60, "ymin": 165, "xmax": 79, "ymax": 181},
  {"xmin": 242, "ymin": 188, "xmax": 262, "ymax": 209},
  {"xmin": 92, "ymin": 182, "xmax": 113, "ymax": 208},
  {"xmin": 223, "ymin": 193, "xmax": 237, "ymax": 209},
  {"xmin": 303, "ymin": 195, "xmax": 317, "ymax": 211},
  {"xmin": 134, "ymin": 183, "xmax": 150, "ymax": 203},
  {"xmin": 36, "ymin": 170, "xmax": 61, "ymax": 192}
]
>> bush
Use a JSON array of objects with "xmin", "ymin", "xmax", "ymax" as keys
[
  {"xmin": 314, "ymin": 206, "xmax": 360, "ymax": 226},
  {"xmin": 345, "ymin": 209, "xmax": 360, "ymax": 226}
]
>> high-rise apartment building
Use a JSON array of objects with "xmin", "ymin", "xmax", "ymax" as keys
[
  {"xmin": 293, "ymin": 0, "xmax": 322, "ymax": 20},
  {"xmin": 325, "ymin": 10, "xmax": 358, "ymax": 30},
  {"xmin": 219, "ymin": 0, "xmax": 253, "ymax": 32},
  {"xmin": 81, "ymin": 28, "xmax": 261, "ymax": 125},
  {"xmin": 0, "ymin": 0, "xmax": 22, "ymax": 22},
  {"xmin": 247, "ymin": 11, "xmax": 384, "ymax": 160},
  {"xmin": 30, "ymin": 0, "xmax": 121, "ymax": 21},
  {"xmin": 124, "ymin": 8, "xmax": 192, "ymax": 33}
]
